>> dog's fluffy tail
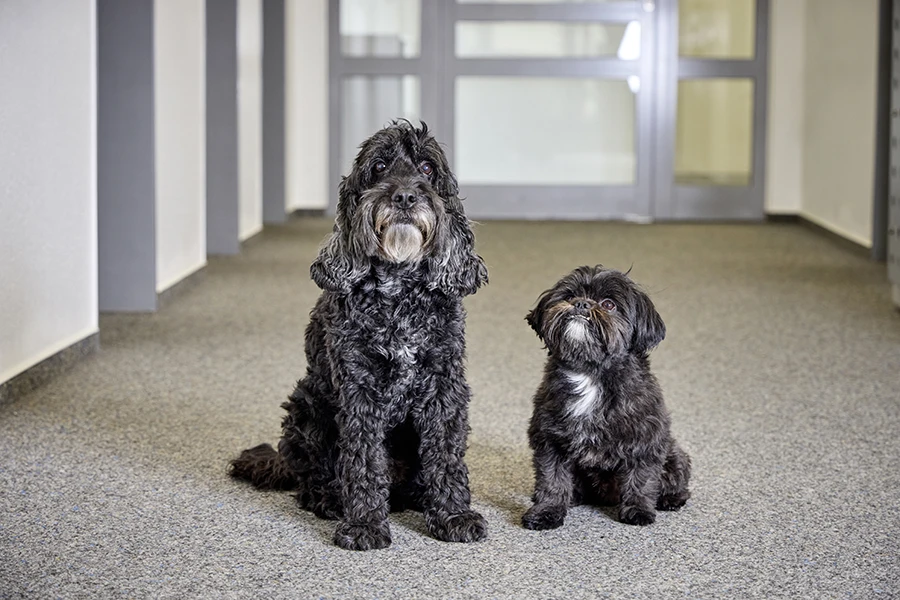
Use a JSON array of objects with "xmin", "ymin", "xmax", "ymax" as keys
[{"xmin": 228, "ymin": 443, "xmax": 299, "ymax": 491}]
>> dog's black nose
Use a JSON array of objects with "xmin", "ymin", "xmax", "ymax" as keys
[
  {"xmin": 392, "ymin": 189, "xmax": 418, "ymax": 209},
  {"xmin": 573, "ymin": 299, "xmax": 593, "ymax": 312}
]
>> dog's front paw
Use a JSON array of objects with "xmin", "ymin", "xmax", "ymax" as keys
[
  {"xmin": 426, "ymin": 510, "xmax": 488, "ymax": 543},
  {"xmin": 333, "ymin": 520, "xmax": 392, "ymax": 551},
  {"xmin": 619, "ymin": 505, "xmax": 656, "ymax": 526},
  {"xmin": 522, "ymin": 503, "xmax": 566, "ymax": 530}
]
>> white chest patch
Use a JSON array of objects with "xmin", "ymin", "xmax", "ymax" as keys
[{"xmin": 563, "ymin": 370, "xmax": 602, "ymax": 418}]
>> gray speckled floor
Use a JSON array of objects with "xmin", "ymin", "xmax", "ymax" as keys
[{"xmin": 1, "ymin": 218, "xmax": 899, "ymax": 599}]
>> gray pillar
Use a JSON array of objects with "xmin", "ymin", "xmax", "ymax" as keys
[
  {"xmin": 97, "ymin": 0, "xmax": 157, "ymax": 312},
  {"xmin": 890, "ymin": 0, "xmax": 900, "ymax": 309},
  {"xmin": 206, "ymin": 0, "xmax": 240, "ymax": 254},
  {"xmin": 262, "ymin": 0, "xmax": 286, "ymax": 223}
]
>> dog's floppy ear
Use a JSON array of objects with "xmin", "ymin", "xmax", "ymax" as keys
[
  {"xmin": 630, "ymin": 289, "xmax": 666, "ymax": 356},
  {"xmin": 309, "ymin": 176, "xmax": 372, "ymax": 293},
  {"xmin": 434, "ymin": 154, "xmax": 459, "ymax": 200},
  {"xmin": 427, "ymin": 196, "xmax": 488, "ymax": 298},
  {"xmin": 525, "ymin": 288, "xmax": 552, "ymax": 341}
]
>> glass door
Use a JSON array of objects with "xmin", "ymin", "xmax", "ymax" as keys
[
  {"xmin": 329, "ymin": 0, "xmax": 769, "ymax": 220},
  {"xmin": 654, "ymin": 0, "xmax": 769, "ymax": 219},
  {"xmin": 440, "ymin": 0, "xmax": 657, "ymax": 219}
]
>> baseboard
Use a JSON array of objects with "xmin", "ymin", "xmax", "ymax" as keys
[
  {"xmin": 157, "ymin": 265, "xmax": 207, "ymax": 311},
  {"xmin": 288, "ymin": 208, "xmax": 327, "ymax": 219},
  {"xmin": 766, "ymin": 214, "xmax": 872, "ymax": 259},
  {"xmin": 0, "ymin": 333, "xmax": 100, "ymax": 407},
  {"xmin": 237, "ymin": 227, "xmax": 265, "ymax": 252}
]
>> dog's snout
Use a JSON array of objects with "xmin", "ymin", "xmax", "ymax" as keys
[
  {"xmin": 392, "ymin": 189, "xmax": 418, "ymax": 209},
  {"xmin": 573, "ymin": 299, "xmax": 594, "ymax": 312}
]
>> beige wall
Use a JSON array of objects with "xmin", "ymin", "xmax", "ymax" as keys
[
  {"xmin": 238, "ymin": 0, "xmax": 264, "ymax": 238},
  {"xmin": 154, "ymin": 0, "xmax": 207, "ymax": 292},
  {"xmin": 0, "ymin": 0, "xmax": 98, "ymax": 384},
  {"xmin": 800, "ymin": 0, "xmax": 880, "ymax": 247},
  {"xmin": 765, "ymin": 0, "xmax": 806, "ymax": 214},
  {"xmin": 285, "ymin": 0, "xmax": 329, "ymax": 210},
  {"xmin": 765, "ymin": 0, "xmax": 880, "ymax": 247}
]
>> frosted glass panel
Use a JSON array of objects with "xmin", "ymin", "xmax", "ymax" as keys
[
  {"xmin": 679, "ymin": 0, "xmax": 755, "ymax": 59},
  {"xmin": 341, "ymin": 76, "xmax": 420, "ymax": 174},
  {"xmin": 456, "ymin": 21, "xmax": 640, "ymax": 59},
  {"xmin": 456, "ymin": 77, "xmax": 636, "ymax": 185},
  {"xmin": 340, "ymin": 0, "xmax": 420, "ymax": 58},
  {"xmin": 675, "ymin": 79, "xmax": 753, "ymax": 186}
]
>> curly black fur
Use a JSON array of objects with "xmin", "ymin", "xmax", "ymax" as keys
[
  {"xmin": 230, "ymin": 121, "xmax": 489, "ymax": 550},
  {"xmin": 522, "ymin": 266, "xmax": 691, "ymax": 530}
]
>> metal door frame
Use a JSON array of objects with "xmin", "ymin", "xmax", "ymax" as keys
[
  {"xmin": 438, "ymin": 1, "xmax": 657, "ymax": 220},
  {"xmin": 653, "ymin": 0, "xmax": 770, "ymax": 220},
  {"xmin": 328, "ymin": 0, "xmax": 769, "ymax": 221}
]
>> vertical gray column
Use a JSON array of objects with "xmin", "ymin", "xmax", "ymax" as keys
[
  {"xmin": 207, "ymin": 0, "xmax": 240, "ymax": 254},
  {"xmin": 262, "ymin": 0, "xmax": 286, "ymax": 223},
  {"xmin": 890, "ymin": 0, "xmax": 900, "ymax": 308},
  {"xmin": 97, "ymin": 0, "xmax": 157, "ymax": 312},
  {"xmin": 874, "ymin": 0, "xmax": 892, "ymax": 261}
]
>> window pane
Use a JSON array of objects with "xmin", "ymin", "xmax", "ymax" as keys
[
  {"xmin": 455, "ymin": 77, "xmax": 636, "ymax": 185},
  {"xmin": 341, "ymin": 76, "xmax": 420, "ymax": 173},
  {"xmin": 675, "ymin": 79, "xmax": 753, "ymax": 186},
  {"xmin": 679, "ymin": 0, "xmax": 755, "ymax": 59},
  {"xmin": 456, "ymin": 21, "xmax": 640, "ymax": 59},
  {"xmin": 340, "ymin": 0, "xmax": 420, "ymax": 58}
]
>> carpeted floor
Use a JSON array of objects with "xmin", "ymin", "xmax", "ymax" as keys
[{"xmin": 1, "ymin": 217, "xmax": 898, "ymax": 599}]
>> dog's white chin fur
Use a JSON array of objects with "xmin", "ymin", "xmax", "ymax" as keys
[
  {"xmin": 380, "ymin": 223, "xmax": 425, "ymax": 263},
  {"xmin": 566, "ymin": 318, "xmax": 589, "ymax": 343}
]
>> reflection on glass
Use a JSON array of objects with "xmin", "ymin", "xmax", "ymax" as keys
[
  {"xmin": 340, "ymin": 0, "xmax": 420, "ymax": 58},
  {"xmin": 679, "ymin": 0, "xmax": 755, "ymax": 59},
  {"xmin": 456, "ymin": 77, "xmax": 636, "ymax": 185},
  {"xmin": 456, "ymin": 21, "xmax": 639, "ymax": 58},
  {"xmin": 341, "ymin": 76, "xmax": 420, "ymax": 173},
  {"xmin": 675, "ymin": 79, "xmax": 753, "ymax": 186}
]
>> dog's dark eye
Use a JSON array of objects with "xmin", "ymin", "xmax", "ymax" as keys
[
  {"xmin": 600, "ymin": 299, "xmax": 616, "ymax": 311},
  {"xmin": 419, "ymin": 162, "xmax": 433, "ymax": 176},
  {"xmin": 373, "ymin": 160, "xmax": 387, "ymax": 174}
]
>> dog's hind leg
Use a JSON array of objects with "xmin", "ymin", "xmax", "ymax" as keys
[
  {"xmin": 229, "ymin": 443, "xmax": 299, "ymax": 490},
  {"xmin": 281, "ymin": 383, "xmax": 343, "ymax": 520},
  {"xmin": 656, "ymin": 441, "xmax": 691, "ymax": 511}
]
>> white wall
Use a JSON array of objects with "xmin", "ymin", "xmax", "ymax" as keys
[
  {"xmin": 238, "ymin": 0, "xmax": 264, "ymax": 238},
  {"xmin": 154, "ymin": 0, "xmax": 207, "ymax": 292},
  {"xmin": 286, "ymin": 0, "xmax": 329, "ymax": 210},
  {"xmin": 800, "ymin": 0, "xmax": 880, "ymax": 247},
  {"xmin": 765, "ymin": 0, "xmax": 806, "ymax": 214},
  {"xmin": 0, "ymin": 0, "xmax": 98, "ymax": 384}
]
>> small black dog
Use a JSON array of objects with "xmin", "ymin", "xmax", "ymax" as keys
[
  {"xmin": 522, "ymin": 265, "xmax": 691, "ymax": 529},
  {"xmin": 229, "ymin": 121, "xmax": 489, "ymax": 550}
]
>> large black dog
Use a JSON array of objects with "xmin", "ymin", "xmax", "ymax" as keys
[
  {"xmin": 522, "ymin": 266, "xmax": 691, "ymax": 530},
  {"xmin": 230, "ymin": 121, "xmax": 489, "ymax": 550}
]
